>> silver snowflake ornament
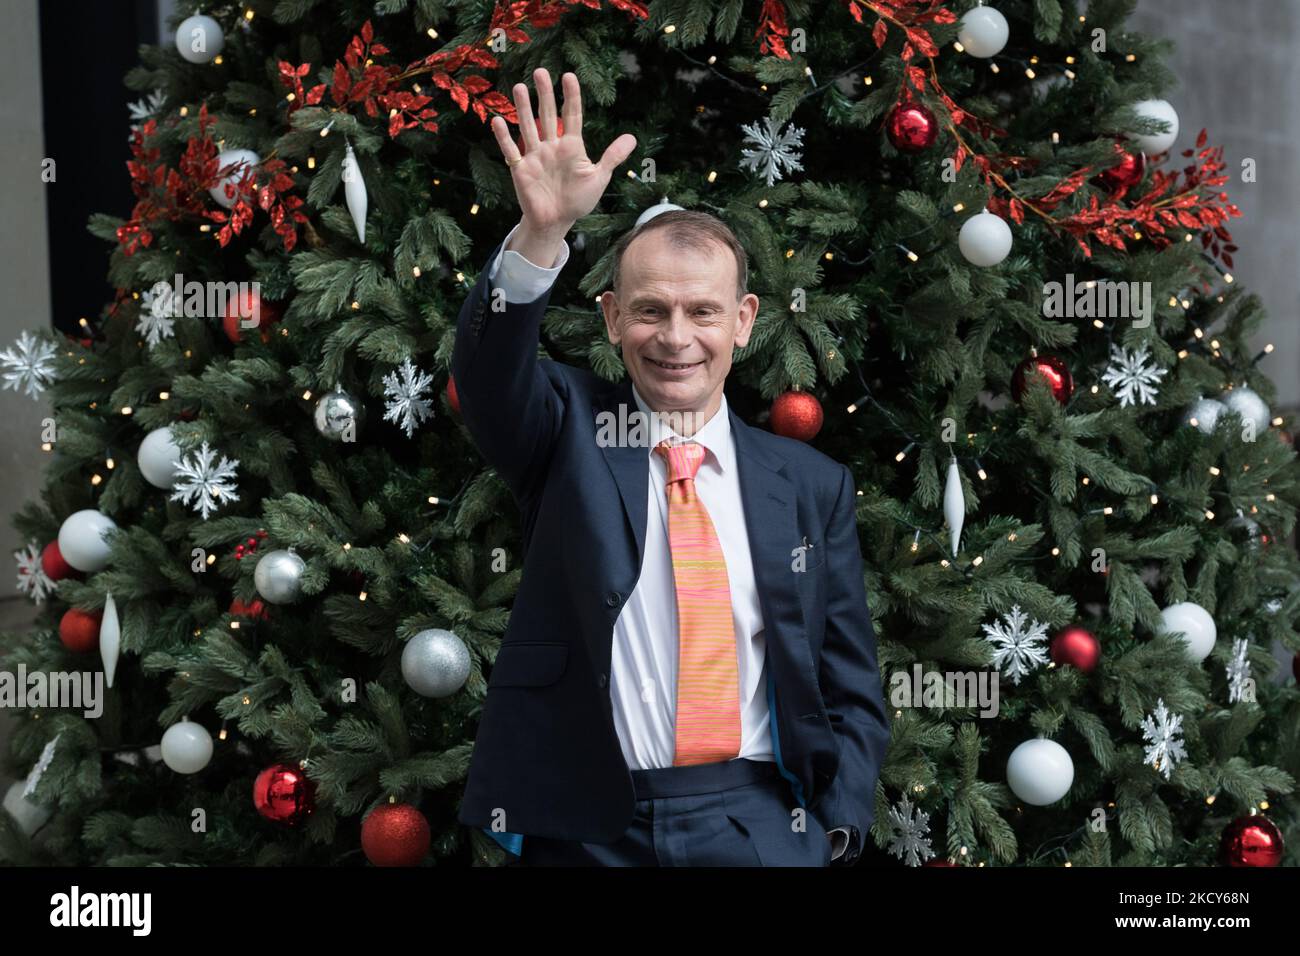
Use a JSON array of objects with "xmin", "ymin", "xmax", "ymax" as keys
[
  {"xmin": 1, "ymin": 331, "xmax": 58, "ymax": 399},
  {"xmin": 885, "ymin": 794, "xmax": 935, "ymax": 867},
  {"xmin": 1141, "ymin": 697, "xmax": 1188, "ymax": 780},
  {"xmin": 14, "ymin": 541, "xmax": 55, "ymax": 604},
  {"xmin": 1101, "ymin": 344, "xmax": 1166, "ymax": 408},
  {"xmin": 169, "ymin": 441, "xmax": 240, "ymax": 520},
  {"xmin": 738, "ymin": 116, "xmax": 806, "ymax": 187},
  {"xmin": 127, "ymin": 89, "xmax": 166, "ymax": 139},
  {"xmin": 981, "ymin": 605, "xmax": 1050, "ymax": 685},
  {"xmin": 137, "ymin": 281, "xmax": 177, "ymax": 347},
  {"xmin": 1226, "ymin": 637, "xmax": 1252, "ymax": 704},
  {"xmin": 382, "ymin": 357, "xmax": 435, "ymax": 438}
]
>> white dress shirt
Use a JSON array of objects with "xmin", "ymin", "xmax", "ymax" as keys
[{"xmin": 487, "ymin": 222, "xmax": 848, "ymax": 858}]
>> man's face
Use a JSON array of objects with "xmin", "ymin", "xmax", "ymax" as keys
[{"xmin": 600, "ymin": 230, "xmax": 759, "ymax": 421}]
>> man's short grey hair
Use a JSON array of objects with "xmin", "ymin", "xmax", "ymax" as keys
[{"xmin": 610, "ymin": 210, "xmax": 749, "ymax": 303}]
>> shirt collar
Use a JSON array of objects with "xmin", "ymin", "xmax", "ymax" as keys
[{"xmin": 630, "ymin": 382, "xmax": 734, "ymax": 474}]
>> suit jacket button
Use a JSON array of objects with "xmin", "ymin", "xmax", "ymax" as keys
[
  {"xmin": 598, "ymin": 673, "xmax": 608, "ymax": 688},
  {"xmin": 605, "ymin": 591, "xmax": 621, "ymax": 607}
]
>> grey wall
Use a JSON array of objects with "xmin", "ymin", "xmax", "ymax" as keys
[{"xmin": 1130, "ymin": 0, "xmax": 1299, "ymax": 404}]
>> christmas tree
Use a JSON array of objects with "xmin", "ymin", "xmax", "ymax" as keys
[{"xmin": 2, "ymin": 0, "xmax": 1297, "ymax": 867}]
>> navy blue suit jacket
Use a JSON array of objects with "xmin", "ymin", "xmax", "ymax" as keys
[{"xmin": 451, "ymin": 237, "xmax": 890, "ymax": 864}]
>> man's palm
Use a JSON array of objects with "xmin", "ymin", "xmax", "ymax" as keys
[{"xmin": 491, "ymin": 69, "xmax": 636, "ymax": 234}]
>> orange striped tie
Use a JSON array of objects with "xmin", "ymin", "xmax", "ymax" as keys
[{"xmin": 653, "ymin": 438, "xmax": 741, "ymax": 766}]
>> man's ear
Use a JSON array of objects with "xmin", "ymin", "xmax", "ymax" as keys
[
  {"xmin": 732, "ymin": 292, "xmax": 760, "ymax": 349},
  {"xmin": 600, "ymin": 291, "xmax": 620, "ymax": 345}
]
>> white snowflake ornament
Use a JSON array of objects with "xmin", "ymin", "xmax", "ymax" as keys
[
  {"xmin": 885, "ymin": 794, "xmax": 935, "ymax": 867},
  {"xmin": 1226, "ymin": 637, "xmax": 1252, "ymax": 703},
  {"xmin": 1101, "ymin": 344, "xmax": 1166, "ymax": 407},
  {"xmin": 1, "ymin": 331, "xmax": 58, "ymax": 399},
  {"xmin": 137, "ymin": 281, "xmax": 177, "ymax": 347},
  {"xmin": 381, "ymin": 357, "xmax": 435, "ymax": 438},
  {"xmin": 127, "ymin": 89, "xmax": 166, "ymax": 139},
  {"xmin": 738, "ymin": 116, "xmax": 806, "ymax": 187},
  {"xmin": 981, "ymin": 605, "xmax": 1050, "ymax": 685},
  {"xmin": 14, "ymin": 542, "xmax": 55, "ymax": 604},
  {"xmin": 1141, "ymin": 697, "xmax": 1188, "ymax": 780},
  {"xmin": 169, "ymin": 441, "xmax": 240, "ymax": 520}
]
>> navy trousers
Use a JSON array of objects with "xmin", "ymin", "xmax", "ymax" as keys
[{"xmin": 516, "ymin": 758, "xmax": 832, "ymax": 867}]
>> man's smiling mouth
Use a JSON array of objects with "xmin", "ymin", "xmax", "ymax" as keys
[{"xmin": 647, "ymin": 358, "xmax": 702, "ymax": 370}]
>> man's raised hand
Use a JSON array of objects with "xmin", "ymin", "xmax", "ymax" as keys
[{"xmin": 491, "ymin": 69, "xmax": 636, "ymax": 265}]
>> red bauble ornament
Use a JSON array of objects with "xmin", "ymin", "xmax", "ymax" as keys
[
  {"xmin": 446, "ymin": 376, "xmax": 460, "ymax": 415},
  {"xmin": 1050, "ymin": 626, "xmax": 1101, "ymax": 673},
  {"xmin": 221, "ymin": 289, "xmax": 282, "ymax": 344},
  {"xmin": 1095, "ymin": 139, "xmax": 1146, "ymax": 192},
  {"xmin": 253, "ymin": 764, "xmax": 316, "ymax": 824},
  {"xmin": 886, "ymin": 102, "xmax": 939, "ymax": 153},
  {"xmin": 59, "ymin": 608, "xmax": 102, "ymax": 653},
  {"xmin": 1011, "ymin": 354, "xmax": 1073, "ymax": 404},
  {"xmin": 229, "ymin": 596, "xmax": 269, "ymax": 621},
  {"xmin": 41, "ymin": 540, "xmax": 78, "ymax": 581},
  {"xmin": 1220, "ymin": 814, "xmax": 1284, "ymax": 867},
  {"xmin": 770, "ymin": 391, "xmax": 824, "ymax": 441},
  {"xmin": 922, "ymin": 858, "xmax": 957, "ymax": 867},
  {"xmin": 361, "ymin": 802, "xmax": 432, "ymax": 867}
]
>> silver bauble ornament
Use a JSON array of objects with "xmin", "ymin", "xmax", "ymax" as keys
[
  {"xmin": 401, "ymin": 628, "xmax": 471, "ymax": 698},
  {"xmin": 314, "ymin": 386, "xmax": 365, "ymax": 441},
  {"xmin": 958, "ymin": 209, "xmax": 1012, "ymax": 267},
  {"xmin": 209, "ymin": 148, "xmax": 260, "ymax": 209},
  {"xmin": 161, "ymin": 719, "xmax": 214, "ymax": 774},
  {"xmin": 635, "ymin": 198, "xmax": 685, "ymax": 228},
  {"xmin": 137, "ymin": 425, "xmax": 184, "ymax": 489},
  {"xmin": 254, "ymin": 549, "xmax": 306, "ymax": 605},
  {"xmin": 58, "ymin": 509, "xmax": 119, "ymax": 573},
  {"xmin": 1223, "ymin": 386, "xmax": 1270, "ymax": 433},
  {"xmin": 1130, "ymin": 98, "xmax": 1180, "ymax": 157},
  {"xmin": 1184, "ymin": 397, "xmax": 1226, "ymax": 434},
  {"xmin": 175, "ymin": 14, "xmax": 224, "ymax": 64},
  {"xmin": 1006, "ymin": 738, "xmax": 1074, "ymax": 806},
  {"xmin": 957, "ymin": 5, "xmax": 1009, "ymax": 58}
]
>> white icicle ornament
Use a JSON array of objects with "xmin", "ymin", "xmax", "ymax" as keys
[
  {"xmin": 943, "ymin": 456, "xmax": 964, "ymax": 557},
  {"xmin": 341, "ymin": 142, "xmax": 368, "ymax": 243}
]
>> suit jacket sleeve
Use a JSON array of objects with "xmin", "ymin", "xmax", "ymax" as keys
[
  {"xmin": 814, "ymin": 463, "xmax": 891, "ymax": 862},
  {"xmin": 451, "ymin": 233, "xmax": 569, "ymax": 503}
]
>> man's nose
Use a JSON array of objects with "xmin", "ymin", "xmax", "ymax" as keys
[{"xmin": 657, "ymin": 312, "xmax": 693, "ymax": 350}]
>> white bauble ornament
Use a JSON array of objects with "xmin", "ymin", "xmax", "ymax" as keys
[
  {"xmin": 208, "ymin": 148, "xmax": 260, "ymax": 209},
  {"xmin": 401, "ymin": 628, "xmax": 471, "ymax": 698},
  {"xmin": 2, "ymin": 781, "xmax": 51, "ymax": 836},
  {"xmin": 175, "ymin": 14, "xmax": 224, "ymax": 64},
  {"xmin": 57, "ymin": 509, "xmax": 118, "ymax": 573},
  {"xmin": 314, "ymin": 386, "xmax": 365, "ymax": 441},
  {"xmin": 1184, "ymin": 397, "xmax": 1225, "ymax": 434},
  {"xmin": 943, "ymin": 457, "xmax": 964, "ymax": 557},
  {"xmin": 137, "ymin": 426, "xmax": 184, "ymax": 489},
  {"xmin": 1130, "ymin": 99, "xmax": 1179, "ymax": 157},
  {"xmin": 341, "ymin": 142, "xmax": 368, "ymax": 244},
  {"xmin": 958, "ymin": 4, "xmax": 1009, "ymax": 58},
  {"xmin": 1157, "ymin": 601, "xmax": 1216, "ymax": 662},
  {"xmin": 1006, "ymin": 738, "xmax": 1074, "ymax": 805},
  {"xmin": 958, "ymin": 210, "xmax": 1012, "ymax": 267},
  {"xmin": 1222, "ymin": 387, "xmax": 1270, "ymax": 433},
  {"xmin": 635, "ymin": 199, "xmax": 685, "ymax": 228},
  {"xmin": 100, "ymin": 591, "xmax": 121, "ymax": 688},
  {"xmin": 254, "ymin": 549, "xmax": 306, "ymax": 605},
  {"xmin": 160, "ymin": 720, "xmax": 213, "ymax": 774}
]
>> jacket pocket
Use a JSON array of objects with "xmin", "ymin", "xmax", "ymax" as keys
[{"xmin": 488, "ymin": 641, "xmax": 569, "ymax": 688}]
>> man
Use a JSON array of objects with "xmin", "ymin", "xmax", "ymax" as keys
[{"xmin": 452, "ymin": 67, "xmax": 889, "ymax": 866}]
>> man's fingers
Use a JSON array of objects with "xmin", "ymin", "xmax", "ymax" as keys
[
  {"xmin": 491, "ymin": 116, "xmax": 523, "ymax": 166},
  {"xmin": 535, "ymin": 68, "xmax": 558, "ymax": 141},
  {"xmin": 560, "ymin": 71, "xmax": 582, "ymax": 138},
  {"xmin": 513, "ymin": 82, "xmax": 540, "ymax": 153},
  {"xmin": 597, "ymin": 132, "xmax": 638, "ymax": 173}
]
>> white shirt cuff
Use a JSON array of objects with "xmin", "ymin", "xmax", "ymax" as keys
[
  {"xmin": 488, "ymin": 220, "xmax": 570, "ymax": 304},
  {"xmin": 828, "ymin": 826, "xmax": 850, "ymax": 861}
]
